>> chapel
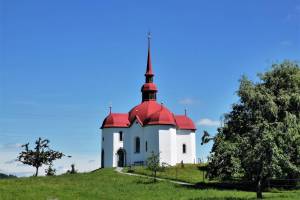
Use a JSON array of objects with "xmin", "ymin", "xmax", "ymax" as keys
[{"xmin": 101, "ymin": 35, "xmax": 196, "ymax": 167}]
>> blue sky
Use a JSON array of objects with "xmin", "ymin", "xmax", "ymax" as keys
[{"xmin": 0, "ymin": 0, "xmax": 299, "ymax": 176}]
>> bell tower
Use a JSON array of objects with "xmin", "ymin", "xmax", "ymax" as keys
[{"xmin": 141, "ymin": 32, "xmax": 158, "ymax": 102}]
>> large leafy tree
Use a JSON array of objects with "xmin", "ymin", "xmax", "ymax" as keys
[
  {"xmin": 205, "ymin": 61, "xmax": 300, "ymax": 198},
  {"xmin": 18, "ymin": 137, "xmax": 65, "ymax": 176}
]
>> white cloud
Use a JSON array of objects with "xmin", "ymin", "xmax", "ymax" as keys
[
  {"xmin": 178, "ymin": 98, "xmax": 196, "ymax": 105},
  {"xmin": 197, "ymin": 118, "xmax": 220, "ymax": 127}
]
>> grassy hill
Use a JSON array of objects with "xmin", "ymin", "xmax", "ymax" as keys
[
  {"xmin": 0, "ymin": 168, "xmax": 299, "ymax": 200},
  {"xmin": 125, "ymin": 164, "xmax": 208, "ymax": 184}
]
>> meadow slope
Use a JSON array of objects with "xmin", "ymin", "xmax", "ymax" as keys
[{"xmin": 0, "ymin": 169, "xmax": 299, "ymax": 200}]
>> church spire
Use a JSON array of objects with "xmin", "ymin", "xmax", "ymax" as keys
[
  {"xmin": 145, "ymin": 32, "xmax": 153, "ymax": 77},
  {"xmin": 141, "ymin": 32, "xmax": 158, "ymax": 102}
]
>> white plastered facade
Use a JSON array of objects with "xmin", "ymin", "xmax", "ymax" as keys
[{"xmin": 101, "ymin": 121, "xmax": 196, "ymax": 167}]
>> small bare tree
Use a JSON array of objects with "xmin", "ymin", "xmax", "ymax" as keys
[
  {"xmin": 146, "ymin": 151, "xmax": 161, "ymax": 182},
  {"xmin": 69, "ymin": 164, "xmax": 77, "ymax": 174},
  {"xmin": 18, "ymin": 137, "xmax": 65, "ymax": 176}
]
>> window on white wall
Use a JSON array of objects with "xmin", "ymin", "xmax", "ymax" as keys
[
  {"xmin": 145, "ymin": 141, "xmax": 148, "ymax": 152},
  {"xmin": 182, "ymin": 144, "xmax": 186, "ymax": 154},
  {"xmin": 119, "ymin": 131, "xmax": 123, "ymax": 141},
  {"xmin": 135, "ymin": 137, "xmax": 140, "ymax": 153}
]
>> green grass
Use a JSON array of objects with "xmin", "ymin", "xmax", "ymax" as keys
[
  {"xmin": 0, "ymin": 168, "xmax": 299, "ymax": 200},
  {"xmin": 125, "ymin": 164, "xmax": 208, "ymax": 184}
]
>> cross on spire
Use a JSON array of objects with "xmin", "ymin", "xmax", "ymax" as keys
[{"xmin": 147, "ymin": 31, "xmax": 151, "ymax": 49}]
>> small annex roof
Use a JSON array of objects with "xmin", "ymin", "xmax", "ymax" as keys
[
  {"xmin": 101, "ymin": 113, "xmax": 130, "ymax": 129},
  {"xmin": 174, "ymin": 115, "xmax": 197, "ymax": 131}
]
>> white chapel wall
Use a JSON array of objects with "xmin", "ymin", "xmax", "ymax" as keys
[
  {"xmin": 176, "ymin": 130, "xmax": 196, "ymax": 164},
  {"xmin": 102, "ymin": 128, "xmax": 125, "ymax": 167},
  {"xmin": 158, "ymin": 126, "xmax": 177, "ymax": 166}
]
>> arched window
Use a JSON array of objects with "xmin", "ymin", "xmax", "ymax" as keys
[
  {"xmin": 135, "ymin": 137, "xmax": 140, "ymax": 153},
  {"xmin": 101, "ymin": 149, "xmax": 104, "ymax": 168},
  {"xmin": 182, "ymin": 144, "xmax": 186, "ymax": 154},
  {"xmin": 145, "ymin": 141, "xmax": 148, "ymax": 152},
  {"xmin": 119, "ymin": 131, "xmax": 123, "ymax": 141}
]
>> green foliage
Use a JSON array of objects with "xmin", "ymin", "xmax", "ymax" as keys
[
  {"xmin": 45, "ymin": 165, "xmax": 56, "ymax": 176},
  {"xmin": 207, "ymin": 61, "xmax": 300, "ymax": 198},
  {"xmin": 201, "ymin": 130, "xmax": 214, "ymax": 145},
  {"xmin": 18, "ymin": 137, "xmax": 65, "ymax": 176}
]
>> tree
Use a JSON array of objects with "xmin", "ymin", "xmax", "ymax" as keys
[
  {"xmin": 45, "ymin": 164, "xmax": 56, "ymax": 176},
  {"xmin": 205, "ymin": 61, "xmax": 300, "ymax": 198},
  {"xmin": 66, "ymin": 164, "xmax": 77, "ymax": 174},
  {"xmin": 18, "ymin": 137, "xmax": 65, "ymax": 176},
  {"xmin": 146, "ymin": 151, "xmax": 161, "ymax": 182},
  {"xmin": 201, "ymin": 130, "xmax": 214, "ymax": 145}
]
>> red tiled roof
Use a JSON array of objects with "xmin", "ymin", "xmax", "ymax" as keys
[
  {"xmin": 174, "ymin": 115, "xmax": 196, "ymax": 131},
  {"xmin": 101, "ymin": 103, "xmax": 196, "ymax": 130},
  {"xmin": 101, "ymin": 113, "xmax": 130, "ymax": 128},
  {"xmin": 129, "ymin": 101, "xmax": 162, "ymax": 124},
  {"xmin": 146, "ymin": 107, "xmax": 176, "ymax": 125}
]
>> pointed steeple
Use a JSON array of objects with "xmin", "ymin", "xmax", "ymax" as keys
[
  {"xmin": 145, "ymin": 32, "xmax": 154, "ymax": 76},
  {"xmin": 141, "ymin": 32, "xmax": 158, "ymax": 102}
]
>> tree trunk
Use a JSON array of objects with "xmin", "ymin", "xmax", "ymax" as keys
[
  {"xmin": 257, "ymin": 177, "xmax": 263, "ymax": 199},
  {"xmin": 35, "ymin": 167, "xmax": 39, "ymax": 176},
  {"xmin": 154, "ymin": 170, "xmax": 157, "ymax": 182}
]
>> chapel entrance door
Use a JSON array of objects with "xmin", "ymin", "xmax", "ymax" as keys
[{"xmin": 117, "ymin": 148, "xmax": 125, "ymax": 167}]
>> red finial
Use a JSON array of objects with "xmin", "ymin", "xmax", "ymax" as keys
[
  {"xmin": 145, "ymin": 32, "xmax": 153, "ymax": 76},
  {"xmin": 109, "ymin": 106, "xmax": 112, "ymax": 114}
]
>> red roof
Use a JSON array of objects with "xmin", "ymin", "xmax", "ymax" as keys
[
  {"xmin": 141, "ymin": 83, "xmax": 158, "ymax": 92},
  {"xmin": 174, "ymin": 115, "xmax": 196, "ymax": 131},
  {"xmin": 129, "ymin": 101, "xmax": 162, "ymax": 124},
  {"xmin": 101, "ymin": 102, "xmax": 196, "ymax": 130},
  {"xmin": 101, "ymin": 113, "xmax": 130, "ymax": 128},
  {"xmin": 146, "ymin": 107, "xmax": 176, "ymax": 125}
]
